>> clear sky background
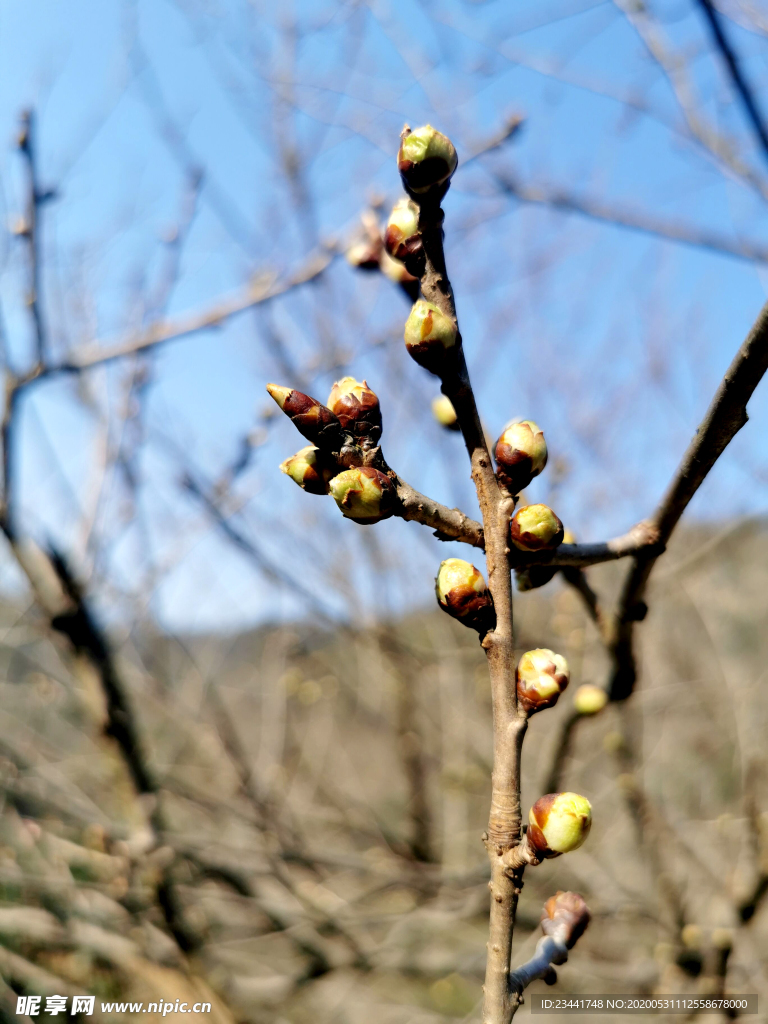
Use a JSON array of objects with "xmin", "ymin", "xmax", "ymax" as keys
[{"xmin": 1, "ymin": 0, "xmax": 768, "ymax": 631}]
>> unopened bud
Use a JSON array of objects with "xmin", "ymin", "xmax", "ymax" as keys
[
  {"xmin": 345, "ymin": 239, "xmax": 381, "ymax": 270},
  {"xmin": 515, "ymin": 566, "xmax": 556, "ymax": 592},
  {"xmin": 516, "ymin": 649, "xmax": 569, "ymax": 714},
  {"xmin": 432, "ymin": 395, "xmax": 459, "ymax": 431},
  {"xmin": 266, "ymin": 384, "xmax": 343, "ymax": 449},
  {"xmin": 380, "ymin": 249, "xmax": 418, "ymax": 285},
  {"xmin": 404, "ymin": 300, "xmax": 457, "ymax": 373},
  {"xmin": 279, "ymin": 446, "xmax": 333, "ymax": 495},
  {"xmin": 541, "ymin": 891, "xmax": 591, "ymax": 949},
  {"xmin": 327, "ymin": 377, "xmax": 382, "ymax": 446},
  {"xmin": 398, "ymin": 125, "xmax": 458, "ymax": 195},
  {"xmin": 328, "ymin": 467, "xmax": 397, "ymax": 524},
  {"xmin": 510, "ymin": 504, "xmax": 564, "ymax": 552},
  {"xmin": 384, "ymin": 197, "xmax": 423, "ymax": 263},
  {"xmin": 495, "ymin": 420, "xmax": 547, "ymax": 495},
  {"xmin": 573, "ymin": 684, "xmax": 608, "ymax": 716},
  {"xmin": 435, "ymin": 558, "xmax": 495, "ymax": 634},
  {"xmin": 528, "ymin": 792, "xmax": 592, "ymax": 858}
]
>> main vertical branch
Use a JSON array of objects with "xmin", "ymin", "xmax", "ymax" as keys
[{"xmin": 417, "ymin": 190, "xmax": 526, "ymax": 1024}]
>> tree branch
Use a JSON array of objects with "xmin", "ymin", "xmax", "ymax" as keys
[
  {"xmin": 609, "ymin": 298, "xmax": 768, "ymax": 699},
  {"xmin": 696, "ymin": 0, "xmax": 768, "ymax": 168}
]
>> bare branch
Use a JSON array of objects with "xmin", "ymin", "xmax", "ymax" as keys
[
  {"xmin": 696, "ymin": 0, "xmax": 768, "ymax": 167},
  {"xmin": 493, "ymin": 171, "xmax": 768, "ymax": 264},
  {"xmin": 60, "ymin": 250, "xmax": 335, "ymax": 372},
  {"xmin": 609, "ymin": 298, "xmax": 768, "ymax": 699},
  {"xmin": 17, "ymin": 110, "xmax": 52, "ymax": 366}
]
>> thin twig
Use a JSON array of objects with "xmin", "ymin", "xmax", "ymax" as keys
[{"xmin": 696, "ymin": 0, "xmax": 768, "ymax": 167}]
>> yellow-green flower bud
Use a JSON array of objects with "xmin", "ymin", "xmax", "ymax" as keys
[
  {"xmin": 404, "ymin": 300, "xmax": 457, "ymax": 374},
  {"xmin": 379, "ymin": 249, "xmax": 418, "ymax": 285},
  {"xmin": 510, "ymin": 504, "xmax": 564, "ymax": 552},
  {"xmin": 528, "ymin": 792, "xmax": 592, "ymax": 858},
  {"xmin": 327, "ymin": 377, "xmax": 382, "ymax": 446},
  {"xmin": 573, "ymin": 683, "xmax": 608, "ymax": 716},
  {"xmin": 435, "ymin": 558, "xmax": 495, "ymax": 634},
  {"xmin": 541, "ymin": 891, "xmax": 591, "ymax": 950},
  {"xmin": 431, "ymin": 395, "xmax": 459, "ymax": 431},
  {"xmin": 279, "ymin": 446, "xmax": 333, "ymax": 496},
  {"xmin": 328, "ymin": 467, "xmax": 397, "ymax": 524},
  {"xmin": 384, "ymin": 197, "xmax": 422, "ymax": 263},
  {"xmin": 516, "ymin": 649, "xmax": 569, "ymax": 714},
  {"xmin": 494, "ymin": 420, "xmax": 548, "ymax": 495},
  {"xmin": 398, "ymin": 125, "xmax": 458, "ymax": 194}
]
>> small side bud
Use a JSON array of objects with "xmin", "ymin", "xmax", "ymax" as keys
[
  {"xmin": 510, "ymin": 504, "xmax": 564, "ymax": 552},
  {"xmin": 516, "ymin": 649, "xmax": 569, "ymax": 714},
  {"xmin": 398, "ymin": 125, "xmax": 458, "ymax": 195},
  {"xmin": 435, "ymin": 558, "xmax": 495, "ymax": 634},
  {"xmin": 541, "ymin": 891, "xmax": 591, "ymax": 949},
  {"xmin": 327, "ymin": 377, "xmax": 382, "ymax": 447},
  {"xmin": 528, "ymin": 792, "xmax": 592, "ymax": 858},
  {"xmin": 573, "ymin": 684, "xmax": 608, "ymax": 716},
  {"xmin": 279, "ymin": 446, "xmax": 333, "ymax": 496},
  {"xmin": 345, "ymin": 238, "xmax": 381, "ymax": 270},
  {"xmin": 266, "ymin": 384, "xmax": 343, "ymax": 449},
  {"xmin": 329, "ymin": 467, "xmax": 397, "ymax": 524},
  {"xmin": 515, "ymin": 565, "xmax": 556, "ymax": 592},
  {"xmin": 404, "ymin": 300, "xmax": 457, "ymax": 374},
  {"xmin": 384, "ymin": 197, "xmax": 422, "ymax": 261},
  {"xmin": 432, "ymin": 395, "xmax": 459, "ymax": 431},
  {"xmin": 495, "ymin": 420, "xmax": 548, "ymax": 494},
  {"xmin": 379, "ymin": 249, "xmax": 418, "ymax": 285}
]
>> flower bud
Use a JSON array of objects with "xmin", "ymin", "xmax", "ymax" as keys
[
  {"xmin": 379, "ymin": 249, "xmax": 418, "ymax": 285},
  {"xmin": 431, "ymin": 395, "xmax": 459, "ymax": 431},
  {"xmin": 528, "ymin": 792, "xmax": 592, "ymax": 858},
  {"xmin": 327, "ymin": 377, "xmax": 382, "ymax": 447},
  {"xmin": 279, "ymin": 446, "xmax": 333, "ymax": 496},
  {"xmin": 573, "ymin": 683, "xmax": 608, "ymax": 716},
  {"xmin": 404, "ymin": 300, "xmax": 457, "ymax": 374},
  {"xmin": 510, "ymin": 504, "xmax": 564, "ymax": 552},
  {"xmin": 435, "ymin": 558, "xmax": 495, "ymax": 634},
  {"xmin": 495, "ymin": 420, "xmax": 548, "ymax": 494},
  {"xmin": 266, "ymin": 384, "xmax": 343, "ymax": 449},
  {"xmin": 398, "ymin": 125, "xmax": 458, "ymax": 194},
  {"xmin": 345, "ymin": 238, "xmax": 381, "ymax": 270},
  {"xmin": 384, "ymin": 197, "xmax": 422, "ymax": 263},
  {"xmin": 515, "ymin": 566, "xmax": 556, "ymax": 592},
  {"xmin": 541, "ymin": 891, "xmax": 591, "ymax": 949},
  {"xmin": 516, "ymin": 649, "xmax": 569, "ymax": 714},
  {"xmin": 328, "ymin": 467, "xmax": 397, "ymax": 524}
]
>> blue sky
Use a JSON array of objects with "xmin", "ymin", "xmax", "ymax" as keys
[{"xmin": 1, "ymin": 0, "xmax": 768, "ymax": 630}]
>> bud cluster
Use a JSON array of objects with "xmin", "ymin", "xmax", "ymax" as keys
[{"xmin": 435, "ymin": 558, "xmax": 495, "ymax": 634}]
